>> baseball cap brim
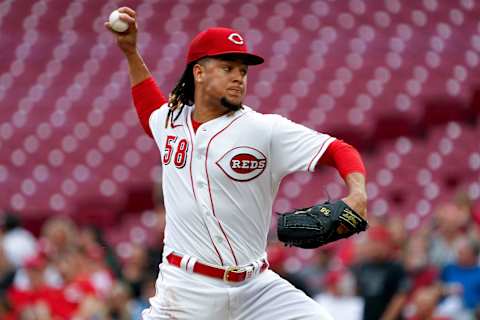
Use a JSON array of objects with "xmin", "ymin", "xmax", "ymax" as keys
[{"xmin": 202, "ymin": 51, "xmax": 264, "ymax": 65}]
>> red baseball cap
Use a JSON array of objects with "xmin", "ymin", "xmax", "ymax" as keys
[{"xmin": 186, "ymin": 27, "xmax": 264, "ymax": 65}]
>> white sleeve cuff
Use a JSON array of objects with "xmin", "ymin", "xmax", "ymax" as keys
[{"xmin": 307, "ymin": 137, "xmax": 336, "ymax": 172}]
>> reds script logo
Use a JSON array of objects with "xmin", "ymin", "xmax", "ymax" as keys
[{"xmin": 216, "ymin": 147, "xmax": 267, "ymax": 182}]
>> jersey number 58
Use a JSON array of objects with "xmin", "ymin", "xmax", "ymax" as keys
[{"xmin": 163, "ymin": 135, "xmax": 188, "ymax": 168}]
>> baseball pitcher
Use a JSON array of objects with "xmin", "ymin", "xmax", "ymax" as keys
[{"xmin": 106, "ymin": 7, "xmax": 368, "ymax": 320}]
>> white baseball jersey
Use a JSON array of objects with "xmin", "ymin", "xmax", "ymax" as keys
[{"xmin": 149, "ymin": 104, "xmax": 335, "ymax": 267}]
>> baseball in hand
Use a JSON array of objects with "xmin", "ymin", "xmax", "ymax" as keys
[{"xmin": 109, "ymin": 10, "xmax": 129, "ymax": 32}]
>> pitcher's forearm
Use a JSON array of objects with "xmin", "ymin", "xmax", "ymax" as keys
[
  {"xmin": 345, "ymin": 172, "xmax": 367, "ymax": 198},
  {"xmin": 343, "ymin": 172, "xmax": 368, "ymax": 218},
  {"xmin": 125, "ymin": 49, "xmax": 152, "ymax": 87}
]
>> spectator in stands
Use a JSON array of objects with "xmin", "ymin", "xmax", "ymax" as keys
[
  {"xmin": 386, "ymin": 216, "xmax": 408, "ymax": 257},
  {"xmin": 0, "ymin": 211, "xmax": 37, "ymax": 268},
  {"xmin": 351, "ymin": 225, "xmax": 410, "ymax": 320},
  {"xmin": 79, "ymin": 225, "xmax": 123, "ymax": 279},
  {"xmin": 53, "ymin": 247, "xmax": 97, "ymax": 317},
  {"xmin": 122, "ymin": 244, "xmax": 150, "ymax": 299},
  {"xmin": 401, "ymin": 235, "xmax": 442, "ymax": 318},
  {"xmin": 405, "ymin": 285, "xmax": 449, "ymax": 320},
  {"xmin": 314, "ymin": 269, "xmax": 364, "ymax": 320},
  {"xmin": 8, "ymin": 254, "xmax": 68, "ymax": 318},
  {"xmin": 80, "ymin": 244, "xmax": 114, "ymax": 299},
  {"xmin": 107, "ymin": 281, "xmax": 133, "ymax": 319},
  {"xmin": 441, "ymin": 237, "xmax": 480, "ymax": 314},
  {"xmin": 297, "ymin": 247, "xmax": 336, "ymax": 296},
  {"xmin": 74, "ymin": 296, "xmax": 108, "ymax": 319},
  {"xmin": 454, "ymin": 192, "xmax": 480, "ymax": 244},
  {"xmin": 40, "ymin": 216, "xmax": 78, "ymax": 258},
  {"xmin": 429, "ymin": 202, "xmax": 467, "ymax": 267},
  {"xmin": 404, "ymin": 235, "xmax": 440, "ymax": 299}
]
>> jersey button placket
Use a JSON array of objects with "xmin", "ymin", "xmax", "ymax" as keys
[
  {"xmin": 197, "ymin": 148, "xmax": 205, "ymax": 160},
  {"xmin": 192, "ymin": 129, "xmax": 210, "ymax": 213}
]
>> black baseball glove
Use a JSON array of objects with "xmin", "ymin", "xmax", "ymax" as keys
[{"xmin": 277, "ymin": 200, "xmax": 368, "ymax": 249}]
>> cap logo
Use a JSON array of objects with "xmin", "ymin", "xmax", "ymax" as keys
[{"xmin": 228, "ymin": 33, "xmax": 244, "ymax": 45}]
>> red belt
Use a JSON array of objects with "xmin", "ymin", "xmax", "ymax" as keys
[{"xmin": 166, "ymin": 253, "xmax": 269, "ymax": 282}]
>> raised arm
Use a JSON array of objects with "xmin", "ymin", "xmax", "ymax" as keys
[
  {"xmin": 105, "ymin": 7, "xmax": 150, "ymax": 85},
  {"xmin": 105, "ymin": 7, "xmax": 167, "ymax": 137}
]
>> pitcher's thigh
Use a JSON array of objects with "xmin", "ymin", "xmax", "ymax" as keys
[
  {"xmin": 236, "ymin": 271, "xmax": 333, "ymax": 320},
  {"xmin": 142, "ymin": 264, "xmax": 228, "ymax": 320}
]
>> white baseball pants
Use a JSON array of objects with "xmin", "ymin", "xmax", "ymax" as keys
[{"xmin": 142, "ymin": 263, "xmax": 333, "ymax": 320}]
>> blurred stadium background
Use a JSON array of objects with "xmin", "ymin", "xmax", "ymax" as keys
[{"xmin": 1, "ymin": 0, "xmax": 479, "ymax": 319}]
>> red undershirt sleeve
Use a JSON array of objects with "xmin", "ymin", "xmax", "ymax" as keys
[
  {"xmin": 131, "ymin": 76, "xmax": 167, "ymax": 137},
  {"xmin": 316, "ymin": 139, "xmax": 366, "ymax": 179}
]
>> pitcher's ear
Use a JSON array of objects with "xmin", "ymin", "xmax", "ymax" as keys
[{"xmin": 193, "ymin": 63, "xmax": 205, "ymax": 83}]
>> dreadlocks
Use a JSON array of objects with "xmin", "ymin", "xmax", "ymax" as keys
[{"xmin": 166, "ymin": 63, "xmax": 195, "ymax": 128}]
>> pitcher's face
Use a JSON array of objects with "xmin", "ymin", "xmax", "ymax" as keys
[{"xmin": 194, "ymin": 57, "xmax": 248, "ymax": 110}]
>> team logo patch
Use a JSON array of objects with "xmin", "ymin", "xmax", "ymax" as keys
[
  {"xmin": 228, "ymin": 33, "xmax": 244, "ymax": 45},
  {"xmin": 216, "ymin": 147, "xmax": 267, "ymax": 181}
]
